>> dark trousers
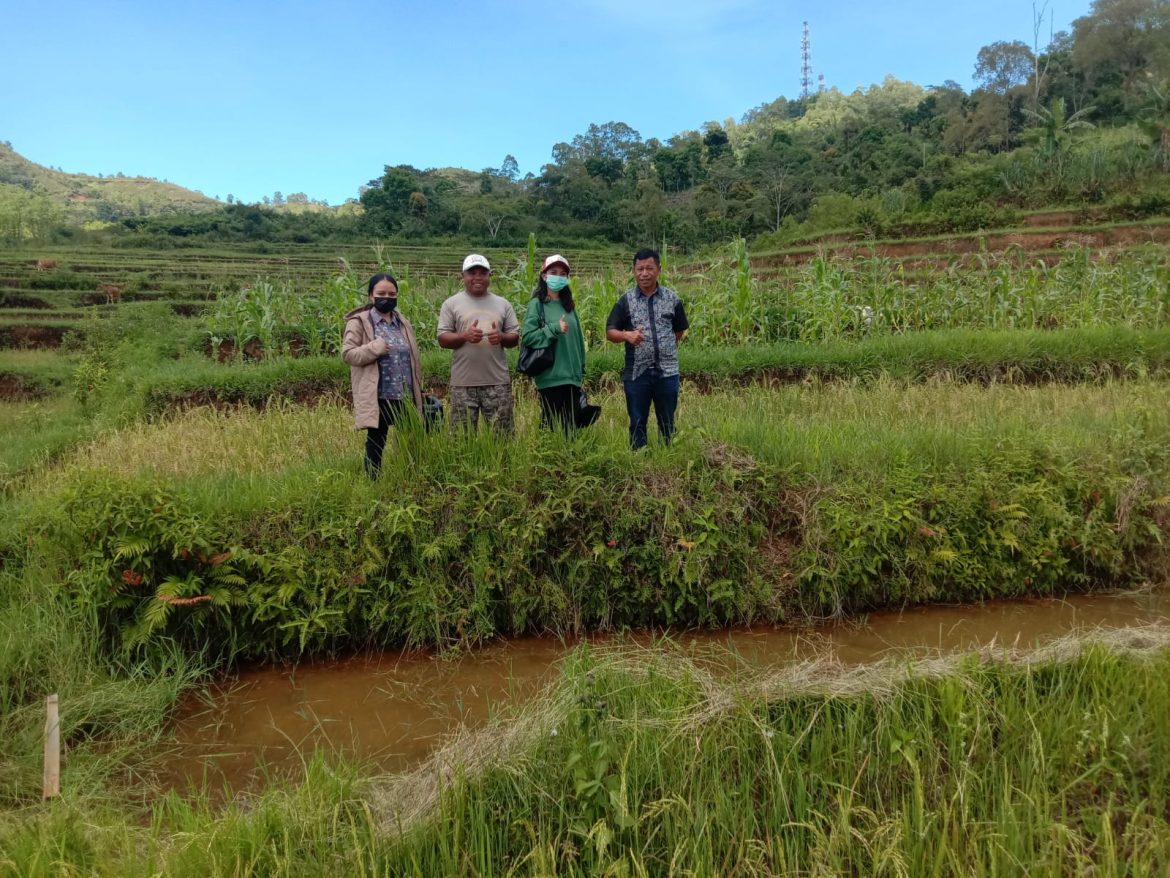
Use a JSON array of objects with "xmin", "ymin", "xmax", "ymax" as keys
[
  {"xmin": 623, "ymin": 369, "xmax": 679, "ymax": 450},
  {"xmin": 365, "ymin": 398, "xmax": 408, "ymax": 479},
  {"xmin": 537, "ymin": 384, "xmax": 580, "ymax": 432}
]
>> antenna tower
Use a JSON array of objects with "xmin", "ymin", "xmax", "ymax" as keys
[{"xmin": 800, "ymin": 21, "xmax": 812, "ymax": 98}]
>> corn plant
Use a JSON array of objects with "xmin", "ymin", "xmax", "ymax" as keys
[{"xmin": 208, "ymin": 245, "xmax": 1170, "ymax": 355}]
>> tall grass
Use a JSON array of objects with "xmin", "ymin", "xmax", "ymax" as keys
[
  {"xmin": 0, "ymin": 565, "xmax": 206, "ymax": 810},
  {"xmin": 373, "ymin": 632, "xmax": 1170, "ymax": 876},
  {"xmin": 116, "ymin": 325, "xmax": 1170, "ymax": 424},
  {"xmin": 66, "ymin": 379, "xmax": 1170, "ymax": 481},
  {"xmin": 0, "ymin": 398, "xmax": 92, "ymax": 492}
]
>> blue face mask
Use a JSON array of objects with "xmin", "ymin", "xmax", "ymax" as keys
[{"xmin": 545, "ymin": 275, "xmax": 569, "ymax": 292}]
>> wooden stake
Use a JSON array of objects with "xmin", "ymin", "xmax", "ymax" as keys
[{"xmin": 43, "ymin": 693, "xmax": 59, "ymax": 800}]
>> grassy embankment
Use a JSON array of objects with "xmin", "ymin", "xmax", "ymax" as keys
[
  {"xmin": 125, "ymin": 325, "xmax": 1170, "ymax": 413},
  {"xmin": 5, "ymin": 379, "xmax": 1168, "ymax": 662}
]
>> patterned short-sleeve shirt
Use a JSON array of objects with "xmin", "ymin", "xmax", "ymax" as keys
[{"xmin": 372, "ymin": 311, "xmax": 414, "ymax": 400}]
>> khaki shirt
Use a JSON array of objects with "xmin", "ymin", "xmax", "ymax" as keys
[{"xmin": 437, "ymin": 290, "xmax": 520, "ymax": 386}]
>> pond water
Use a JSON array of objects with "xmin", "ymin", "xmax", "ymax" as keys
[{"xmin": 166, "ymin": 588, "xmax": 1170, "ymax": 793}]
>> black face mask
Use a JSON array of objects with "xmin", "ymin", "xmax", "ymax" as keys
[{"xmin": 372, "ymin": 297, "xmax": 397, "ymax": 314}]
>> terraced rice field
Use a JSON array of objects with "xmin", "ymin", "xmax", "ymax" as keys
[{"xmin": 4, "ymin": 215, "xmax": 1170, "ymax": 875}]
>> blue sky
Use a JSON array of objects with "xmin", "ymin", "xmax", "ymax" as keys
[{"xmin": 1, "ymin": 0, "xmax": 1093, "ymax": 205}]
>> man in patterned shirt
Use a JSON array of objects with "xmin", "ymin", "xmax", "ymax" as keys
[{"xmin": 605, "ymin": 248, "xmax": 689, "ymax": 449}]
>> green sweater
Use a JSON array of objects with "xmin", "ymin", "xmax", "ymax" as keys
[{"xmin": 521, "ymin": 297, "xmax": 586, "ymax": 390}]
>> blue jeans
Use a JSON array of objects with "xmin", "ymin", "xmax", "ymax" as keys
[{"xmin": 623, "ymin": 370, "xmax": 680, "ymax": 450}]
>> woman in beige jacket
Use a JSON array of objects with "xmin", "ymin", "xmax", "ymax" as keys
[{"xmin": 342, "ymin": 273, "xmax": 425, "ymax": 478}]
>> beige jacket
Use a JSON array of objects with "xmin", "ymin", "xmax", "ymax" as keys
[{"xmin": 342, "ymin": 306, "xmax": 424, "ymax": 429}]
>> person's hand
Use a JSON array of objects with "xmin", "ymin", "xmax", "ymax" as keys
[
  {"xmin": 487, "ymin": 321, "xmax": 503, "ymax": 345},
  {"xmin": 627, "ymin": 326, "xmax": 646, "ymax": 346},
  {"xmin": 559, "ymin": 315, "xmax": 568, "ymax": 333},
  {"xmin": 371, "ymin": 338, "xmax": 390, "ymax": 356},
  {"xmin": 464, "ymin": 319, "xmax": 484, "ymax": 344}
]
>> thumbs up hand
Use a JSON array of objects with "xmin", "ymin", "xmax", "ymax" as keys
[
  {"xmin": 487, "ymin": 320, "xmax": 502, "ymax": 346},
  {"xmin": 559, "ymin": 315, "xmax": 568, "ymax": 333},
  {"xmin": 465, "ymin": 318, "xmax": 484, "ymax": 344},
  {"xmin": 628, "ymin": 325, "xmax": 646, "ymax": 346}
]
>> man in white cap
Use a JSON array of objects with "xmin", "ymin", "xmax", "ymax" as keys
[{"xmin": 437, "ymin": 253, "xmax": 521, "ymax": 433}]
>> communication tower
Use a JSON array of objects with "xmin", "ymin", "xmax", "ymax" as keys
[{"xmin": 800, "ymin": 21, "xmax": 812, "ymax": 98}]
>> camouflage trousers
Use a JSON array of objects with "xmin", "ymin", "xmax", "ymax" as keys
[{"xmin": 448, "ymin": 383, "xmax": 514, "ymax": 435}]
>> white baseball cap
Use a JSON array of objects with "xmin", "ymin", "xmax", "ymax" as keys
[
  {"xmin": 541, "ymin": 254, "xmax": 570, "ymax": 272},
  {"xmin": 462, "ymin": 253, "xmax": 491, "ymax": 272}
]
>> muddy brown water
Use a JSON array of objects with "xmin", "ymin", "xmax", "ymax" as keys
[{"xmin": 166, "ymin": 588, "xmax": 1170, "ymax": 794}]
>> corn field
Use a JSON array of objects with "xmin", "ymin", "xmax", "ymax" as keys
[{"xmin": 208, "ymin": 241, "xmax": 1170, "ymax": 355}]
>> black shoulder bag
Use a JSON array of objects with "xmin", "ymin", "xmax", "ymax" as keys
[{"xmin": 517, "ymin": 299, "xmax": 557, "ymax": 377}]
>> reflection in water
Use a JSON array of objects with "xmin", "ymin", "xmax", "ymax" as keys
[{"xmin": 167, "ymin": 588, "xmax": 1170, "ymax": 793}]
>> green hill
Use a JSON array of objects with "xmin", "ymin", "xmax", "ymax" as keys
[{"xmin": 0, "ymin": 141, "xmax": 219, "ymax": 223}]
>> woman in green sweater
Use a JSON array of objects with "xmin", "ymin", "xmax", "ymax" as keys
[{"xmin": 521, "ymin": 254, "xmax": 588, "ymax": 431}]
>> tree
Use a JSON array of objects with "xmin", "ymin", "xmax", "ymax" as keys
[
  {"xmin": 619, "ymin": 178, "xmax": 668, "ymax": 241},
  {"xmin": 654, "ymin": 136, "xmax": 704, "ymax": 192},
  {"xmin": 744, "ymin": 134, "xmax": 815, "ymax": 230},
  {"xmin": 1031, "ymin": 1, "xmax": 1055, "ymax": 103},
  {"xmin": 572, "ymin": 121, "xmax": 643, "ymax": 162},
  {"xmin": 1138, "ymin": 81, "xmax": 1170, "ymax": 170},
  {"xmin": 1072, "ymin": 0, "xmax": 1170, "ymax": 98},
  {"xmin": 360, "ymin": 165, "xmax": 423, "ymax": 233},
  {"xmin": 584, "ymin": 155, "xmax": 624, "ymax": 184},
  {"xmin": 975, "ymin": 40, "xmax": 1037, "ymax": 93},
  {"xmin": 1023, "ymin": 96, "xmax": 1096, "ymax": 193},
  {"xmin": 460, "ymin": 194, "xmax": 522, "ymax": 241},
  {"xmin": 702, "ymin": 126, "xmax": 730, "ymax": 160},
  {"xmin": 499, "ymin": 155, "xmax": 520, "ymax": 181},
  {"xmin": 0, "ymin": 186, "xmax": 65, "ymax": 243},
  {"xmin": 1024, "ymin": 95, "xmax": 1096, "ymax": 154},
  {"xmin": 553, "ymin": 122, "xmax": 645, "ymax": 173},
  {"xmin": 942, "ymin": 91, "xmax": 1025, "ymax": 153},
  {"xmin": 694, "ymin": 154, "xmax": 752, "ymax": 236},
  {"xmin": 753, "ymin": 162, "xmax": 797, "ymax": 231}
]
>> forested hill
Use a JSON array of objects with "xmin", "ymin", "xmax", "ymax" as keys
[
  {"xmin": 354, "ymin": 0, "xmax": 1170, "ymax": 249},
  {"xmin": 4, "ymin": 0, "xmax": 1170, "ymax": 250},
  {"xmin": 0, "ymin": 141, "xmax": 220, "ymax": 231}
]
